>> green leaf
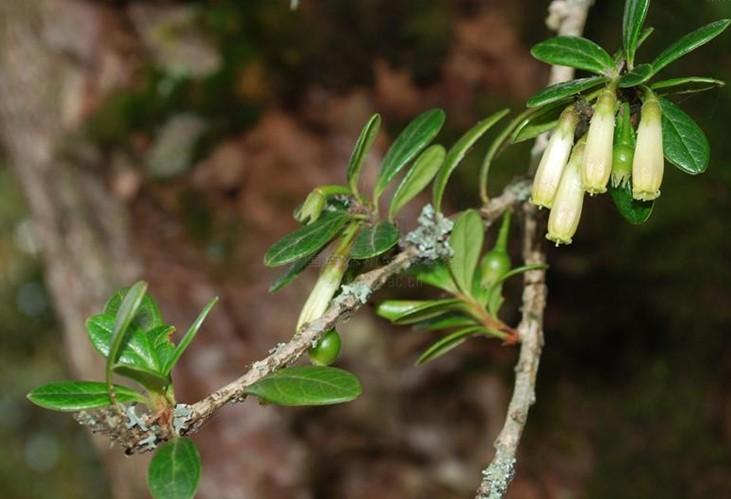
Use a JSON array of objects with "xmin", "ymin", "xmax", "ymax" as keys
[
  {"xmin": 27, "ymin": 381, "xmax": 144, "ymax": 412},
  {"xmin": 610, "ymin": 182, "xmax": 654, "ymax": 224},
  {"xmin": 147, "ymin": 438, "xmax": 201, "ymax": 499},
  {"xmin": 393, "ymin": 299, "xmax": 463, "ymax": 325},
  {"xmin": 389, "ymin": 145, "xmax": 445, "ymax": 219},
  {"xmin": 347, "ymin": 114, "xmax": 381, "ymax": 196},
  {"xmin": 413, "ymin": 314, "xmax": 480, "ymax": 332},
  {"xmin": 526, "ymin": 77, "xmax": 608, "ymax": 108},
  {"xmin": 107, "ymin": 282, "xmax": 148, "ymax": 393},
  {"xmin": 416, "ymin": 326, "xmax": 485, "ymax": 365},
  {"xmin": 531, "ymin": 36, "xmax": 615, "ymax": 75},
  {"xmin": 638, "ymin": 26, "xmax": 655, "ymax": 48},
  {"xmin": 87, "ymin": 314, "xmax": 165, "ymax": 374},
  {"xmin": 410, "ymin": 261, "xmax": 458, "ymax": 293},
  {"xmin": 660, "ymin": 98, "xmax": 710, "ymax": 174},
  {"xmin": 448, "ymin": 210, "xmax": 483, "ymax": 295},
  {"xmin": 264, "ymin": 210, "xmax": 350, "ymax": 267},
  {"xmin": 376, "ymin": 300, "xmax": 429, "ymax": 322},
  {"xmin": 351, "ymin": 222, "xmax": 400, "ymax": 260},
  {"xmin": 432, "ymin": 109, "xmax": 508, "ymax": 211},
  {"xmin": 619, "ymin": 63, "xmax": 654, "ymax": 87},
  {"xmin": 622, "ymin": 0, "xmax": 650, "ymax": 66},
  {"xmin": 245, "ymin": 366, "xmax": 362, "ymax": 406},
  {"xmin": 269, "ymin": 251, "xmax": 319, "ymax": 293},
  {"xmin": 104, "ymin": 286, "xmax": 164, "ymax": 333},
  {"xmin": 652, "ymin": 19, "xmax": 731, "ymax": 74},
  {"xmin": 650, "ymin": 77, "xmax": 725, "ymax": 96},
  {"xmin": 374, "ymin": 109, "xmax": 445, "ymax": 201},
  {"xmin": 162, "ymin": 297, "xmax": 218, "ymax": 376},
  {"xmin": 512, "ymin": 119, "xmax": 558, "ymax": 144},
  {"xmin": 113, "ymin": 364, "xmax": 170, "ymax": 392}
]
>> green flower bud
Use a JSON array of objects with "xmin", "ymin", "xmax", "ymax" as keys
[
  {"xmin": 610, "ymin": 102, "xmax": 635, "ymax": 188},
  {"xmin": 480, "ymin": 211, "xmax": 512, "ymax": 287},
  {"xmin": 295, "ymin": 190, "xmax": 327, "ymax": 224},
  {"xmin": 309, "ymin": 329, "xmax": 342, "ymax": 366}
]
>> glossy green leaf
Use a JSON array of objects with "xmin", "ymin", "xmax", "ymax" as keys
[
  {"xmin": 147, "ymin": 438, "xmax": 201, "ymax": 499},
  {"xmin": 638, "ymin": 26, "xmax": 655, "ymax": 48},
  {"xmin": 269, "ymin": 251, "xmax": 320, "ymax": 293},
  {"xmin": 448, "ymin": 210, "xmax": 484, "ymax": 295},
  {"xmin": 162, "ymin": 297, "xmax": 218, "ymax": 375},
  {"xmin": 414, "ymin": 314, "xmax": 480, "ymax": 331},
  {"xmin": 526, "ymin": 77, "xmax": 608, "ymax": 108},
  {"xmin": 619, "ymin": 63, "xmax": 654, "ymax": 87},
  {"xmin": 245, "ymin": 366, "xmax": 362, "ymax": 406},
  {"xmin": 512, "ymin": 119, "xmax": 559, "ymax": 144},
  {"xmin": 416, "ymin": 326, "xmax": 485, "ymax": 365},
  {"xmin": 622, "ymin": 0, "xmax": 650, "ymax": 66},
  {"xmin": 374, "ymin": 109, "xmax": 445, "ymax": 201},
  {"xmin": 103, "ymin": 286, "xmax": 164, "ymax": 332},
  {"xmin": 410, "ymin": 262, "xmax": 458, "ymax": 293},
  {"xmin": 432, "ymin": 109, "xmax": 508, "ymax": 211},
  {"xmin": 113, "ymin": 364, "xmax": 170, "ymax": 391},
  {"xmin": 652, "ymin": 19, "xmax": 731, "ymax": 74},
  {"xmin": 27, "ymin": 381, "xmax": 144, "ymax": 412},
  {"xmin": 376, "ymin": 300, "xmax": 431, "ymax": 322},
  {"xmin": 660, "ymin": 98, "xmax": 710, "ymax": 174},
  {"xmin": 264, "ymin": 211, "xmax": 350, "ymax": 267},
  {"xmin": 107, "ymin": 282, "xmax": 148, "ymax": 394},
  {"xmin": 87, "ymin": 314, "xmax": 169, "ymax": 374},
  {"xmin": 346, "ymin": 114, "xmax": 381, "ymax": 196},
  {"xmin": 389, "ymin": 145, "xmax": 445, "ymax": 219},
  {"xmin": 610, "ymin": 182, "xmax": 654, "ymax": 224},
  {"xmin": 531, "ymin": 36, "xmax": 615, "ymax": 75},
  {"xmin": 351, "ymin": 222, "xmax": 400, "ymax": 260},
  {"xmin": 393, "ymin": 299, "xmax": 463, "ymax": 325},
  {"xmin": 650, "ymin": 77, "xmax": 725, "ymax": 96}
]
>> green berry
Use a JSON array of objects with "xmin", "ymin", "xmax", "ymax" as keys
[{"xmin": 308, "ymin": 329, "xmax": 341, "ymax": 366}]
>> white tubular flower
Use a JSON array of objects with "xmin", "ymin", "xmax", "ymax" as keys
[
  {"xmin": 547, "ymin": 138, "xmax": 587, "ymax": 246},
  {"xmin": 582, "ymin": 88, "xmax": 617, "ymax": 194},
  {"xmin": 632, "ymin": 95, "xmax": 664, "ymax": 201},
  {"xmin": 531, "ymin": 106, "xmax": 579, "ymax": 208},
  {"xmin": 296, "ymin": 257, "xmax": 346, "ymax": 330}
]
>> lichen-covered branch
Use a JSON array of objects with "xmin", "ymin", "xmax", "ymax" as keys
[
  {"xmin": 76, "ymin": 180, "xmax": 529, "ymax": 455},
  {"xmin": 474, "ymin": 1, "xmax": 594, "ymax": 497}
]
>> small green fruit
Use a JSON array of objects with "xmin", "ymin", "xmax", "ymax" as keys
[
  {"xmin": 309, "ymin": 329, "xmax": 341, "ymax": 366},
  {"xmin": 480, "ymin": 250, "xmax": 511, "ymax": 287}
]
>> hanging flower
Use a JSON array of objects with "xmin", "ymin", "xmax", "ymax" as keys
[
  {"xmin": 547, "ymin": 138, "xmax": 587, "ymax": 245},
  {"xmin": 582, "ymin": 88, "xmax": 617, "ymax": 194},
  {"xmin": 632, "ymin": 94, "xmax": 664, "ymax": 201},
  {"xmin": 531, "ymin": 106, "xmax": 579, "ymax": 208},
  {"xmin": 610, "ymin": 102, "xmax": 635, "ymax": 188}
]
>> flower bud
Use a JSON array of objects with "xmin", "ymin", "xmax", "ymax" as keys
[
  {"xmin": 582, "ymin": 88, "xmax": 617, "ymax": 194},
  {"xmin": 547, "ymin": 138, "xmax": 587, "ymax": 246},
  {"xmin": 531, "ymin": 106, "xmax": 579, "ymax": 208},
  {"xmin": 296, "ymin": 255, "xmax": 347, "ymax": 330},
  {"xmin": 610, "ymin": 102, "xmax": 634, "ymax": 188},
  {"xmin": 295, "ymin": 190, "xmax": 327, "ymax": 224},
  {"xmin": 632, "ymin": 95, "xmax": 664, "ymax": 201}
]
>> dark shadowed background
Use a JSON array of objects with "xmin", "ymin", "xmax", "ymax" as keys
[{"xmin": 1, "ymin": 0, "xmax": 730, "ymax": 498}]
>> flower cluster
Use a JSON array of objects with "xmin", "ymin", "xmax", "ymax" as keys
[{"xmin": 530, "ymin": 87, "xmax": 664, "ymax": 245}]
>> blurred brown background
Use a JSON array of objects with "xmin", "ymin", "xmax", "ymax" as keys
[{"xmin": 1, "ymin": 0, "xmax": 730, "ymax": 498}]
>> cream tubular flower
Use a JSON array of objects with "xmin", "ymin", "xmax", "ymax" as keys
[
  {"xmin": 632, "ymin": 94, "xmax": 664, "ymax": 201},
  {"xmin": 547, "ymin": 138, "xmax": 587, "ymax": 246},
  {"xmin": 531, "ymin": 106, "xmax": 579, "ymax": 208},
  {"xmin": 296, "ymin": 258, "xmax": 345, "ymax": 330},
  {"xmin": 582, "ymin": 88, "xmax": 617, "ymax": 194}
]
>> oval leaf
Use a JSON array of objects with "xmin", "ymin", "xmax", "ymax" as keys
[
  {"xmin": 619, "ymin": 63, "xmax": 654, "ymax": 88},
  {"xmin": 531, "ymin": 36, "xmax": 615, "ymax": 75},
  {"xmin": 526, "ymin": 76, "xmax": 608, "ymax": 108},
  {"xmin": 374, "ymin": 109, "xmax": 445, "ymax": 201},
  {"xmin": 27, "ymin": 381, "xmax": 144, "ymax": 412},
  {"xmin": 660, "ymin": 98, "xmax": 710, "ymax": 174},
  {"xmin": 392, "ymin": 299, "xmax": 463, "ymax": 325},
  {"xmin": 652, "ymin": 19, "xmax": 731, "ymax": 74},
  {"xmin": 448, "ymin": 210, "xmax": 484, "ymax": 295},
  {"xmin": 148, "ymin": 438, "xmax": 201, "ymax": 499},
  {"xmin": 376, "ymin": 300, "xmax": 431, "ymax": 322},
  {"xmin": 264, "ymin": 211, "xmax": 350, "ymax": 267},
  {"xmin": 347, "ymin": 113, "xmax": 381, "ymax": 196},
  {"xmin": 610, "ymin": 182, "xmax": 654, "ymax": 224},
  {"xmin": 622, "ymin": 0, "xmax": 650, "ymax": 66},
  {"xmin": 410, "ymin": 261, "xmax": 458, "ymax": 293},
  {"xmin": 103, "ymin": 286, "xmax": 164, "ymax": 332},
  {"xmin": 245, "ymin": 366, "xmax": 362, "ymax": 406},
  {"xmin": 389, "ymin": 145, "xmax": 445, "ymax": 219},
  {"xmin": 351, "ymin": 221, "xmax": 400, "ymax": 260},
  {"xmin": 87, "ymin": 314, "xmax": 167, "ymax": 374},
  {"xmin": 432, "ymin": 109, "xmax": 509, "ymax": 211},
  {"xmin": 269, "ymin": 250, "xmax": 320, "ymax": 293},
  {"xmin": 650, "ymin": 77, "xmax": 725, "ymax": 96}
]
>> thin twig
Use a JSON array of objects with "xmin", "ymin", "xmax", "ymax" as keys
[{"xmin": 474, "ymin": 1, "xmax": 594, "ymax": 497}]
